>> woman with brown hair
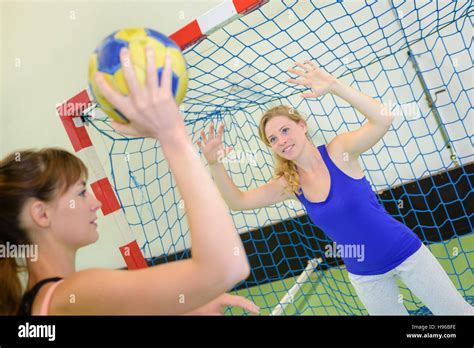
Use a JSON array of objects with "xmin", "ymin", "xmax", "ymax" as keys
[
  {"xmin": 197, "ymin": 60, "xmax": 473, "ymax": 315},
  {"xmin": 0, "ymin": 46, "xmax": 259, "ymax": 316}
]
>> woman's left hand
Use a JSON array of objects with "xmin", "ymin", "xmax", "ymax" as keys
[
  {"xmin": 287, "ymin": 60, "xmax": 339, "ymax": 98},
  {"xmin": 188, "ymin": 293, "xmax": 260, "ymax": 315}
]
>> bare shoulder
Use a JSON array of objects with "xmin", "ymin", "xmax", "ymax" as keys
[
  {"xmin": 272, "ymin": 175, "xmax": 298, "ymax": 201},
  {"xmin": 327, "ymin": 137, "xmax": 365, "ymax": 179},
  {"xmin": 273, "ymin": 174, "xmax": 288, "ymax": 187},
  {"xmin": 326, "ymin": 136, "xmax": 349, "ymax": 162},
  {"xmin": 46, "ymin": 268, "xmax": 132, "ymax": 315}
]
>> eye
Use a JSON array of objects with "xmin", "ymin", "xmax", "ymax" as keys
[
  {"xmin": 79, "ymin": 190, "xmax": 87, "ymax": 197},
  {"xmin": 282, "ymin": 127, "xmax": 289, "ymax": 135},
  {"xmin": 269, "ymin": 136, "xmax": 276, "ymax": 144}
]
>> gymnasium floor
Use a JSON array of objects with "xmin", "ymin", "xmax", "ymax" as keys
[{"xmin": 229, "ymin": 233, "xmax": 474, "ymax": 315}]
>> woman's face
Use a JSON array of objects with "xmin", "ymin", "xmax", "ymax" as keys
[
  {"xmin": 264, "ymin": 115, "xmax": 307, "ymax": 160},
  {"xmin": 48, "ymin": 179, "xmax": 102, "ymax": 249}
]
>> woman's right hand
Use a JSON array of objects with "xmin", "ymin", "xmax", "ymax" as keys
[
  {"xmin": 197, "ymin": 123, "xmax": 233, "ymax": 165},
  {"xmin": 94, "ymin": 45, "xmax": 184, "ymax": 139}
]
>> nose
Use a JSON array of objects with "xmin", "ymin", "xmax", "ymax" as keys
[{"xmin": 91, "ymin": 195, "xmax": 103, "ymax": 212}]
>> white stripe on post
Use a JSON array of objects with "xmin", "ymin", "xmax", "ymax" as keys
[{"xmin": 197, "ymin": 0, "xmax": 238, "ymax": 34}]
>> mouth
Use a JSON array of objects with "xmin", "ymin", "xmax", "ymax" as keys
[
  {"xmin": 282, "ymin": 145, "xmax": 294, "ymax": 154},
  {"xmin": 90, "ymin": 218, "xmax": 98, "ymax": 227}
]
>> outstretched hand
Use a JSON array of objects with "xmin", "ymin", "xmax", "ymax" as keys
[
  {"xmin": 287, "ymin": 60, "xmax": 339, "ymax": 98},
  {"xmin": 196, "ymin": 123, "xmax": 233, "ymax": 165}
]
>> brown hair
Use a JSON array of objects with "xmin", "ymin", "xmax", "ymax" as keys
[
  {"xmin": 258, "ymin": 105, "xmax": 311, "ymax": 194},
  {"xmin": 0, "ymin": 148, "xmax": 88, "ymax": 315}
]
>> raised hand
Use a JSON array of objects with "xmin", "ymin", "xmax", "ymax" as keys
[
  {"xmin": 287, "ymin": 60, "xmax": 339, "ymax": 99},
  {"xmin": 196, "ymin": 123, "xmax": 233, "ymax": 165},
  {"xmin": 94, "ymin": 45, "xmax": 183, "ymax": 139}
]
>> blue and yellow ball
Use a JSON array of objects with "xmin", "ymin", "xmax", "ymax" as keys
[{"xmin": 88, "ymin": 28, "xmax": 188, "ymax": 123}]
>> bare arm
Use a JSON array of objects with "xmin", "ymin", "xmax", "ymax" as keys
[
  {"xmin": 329, "ymin": 80, "xmax": 394, "ymax": 157},
  {"xmin": 49, "ymin": 46, "xmax": 249, "ymax": 315},
  {"xmin": 197, "ymin": 123, "xmax": 293, "ymax": 211},
  {"xmin": 210, "ymin": 162, "xmax": 292, "ymax": 210},
  {"xmin": 288, "ymin": 60, "xmax": 394, "ymax": 158}
]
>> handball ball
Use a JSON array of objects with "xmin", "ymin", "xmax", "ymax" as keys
[{"xmin": 88, "ymin": 28, "xmax": 188, "ymax": 123}]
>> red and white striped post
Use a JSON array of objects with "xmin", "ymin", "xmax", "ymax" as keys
[
  {"xmin": 57, "ymin": 90, "xmax": 147, "ymax": 270},
  {"xmin": 57, "ymin": 0, "xmax": 267, "ymax": 270}
]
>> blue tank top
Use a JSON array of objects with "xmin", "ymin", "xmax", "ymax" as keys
[{"xmin": 296, "ymin": 144, "xmax": 422, "ymax": 275}]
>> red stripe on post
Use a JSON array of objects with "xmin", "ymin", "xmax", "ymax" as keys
[
  {"xmin": 59, "ymin": 116, "xmax": 93, "ymax": 152},
  {"xmin": 57, "ymin": 90, "xmax": 93, "ymax": 152},
  {"xmin": 58, "ymin": 89, "xmax": 92, "ymax": 116},
  {"xmin": 233, "ymin": 0, "xmax": 268, "ymax": 14},
  {"xmin": 170, "ymin": 20, "xmax": 205, "ymax": 51},
  {"xmin": 119, "ymin": 240, "xmax": 148, "ymax": 269},
  {"xmin": 90, "ymin": 178, "xmax": 121, "ymax": 216}
]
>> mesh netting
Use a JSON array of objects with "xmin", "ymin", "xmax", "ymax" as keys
[{"xmin": 84, "ymin": 0, "xmax": 473, "ymax": 315}]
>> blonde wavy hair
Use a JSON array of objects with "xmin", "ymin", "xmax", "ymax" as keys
[{"xmin": 258, "ymin": 105, "xmax": 311, "ymax": 195}]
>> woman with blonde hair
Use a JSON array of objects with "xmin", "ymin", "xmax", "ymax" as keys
[
  {"xmin": 0, "ymin": 46, "xmax": 259, "ymax": 316},
  {"xmin": 197, "ymin": 60, "xmax": 473, "ymax": 315}
]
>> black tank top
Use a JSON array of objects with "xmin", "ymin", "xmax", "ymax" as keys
[{"xmin": 17, "ymin": 277, "xmax": 63, "ymax": 316}]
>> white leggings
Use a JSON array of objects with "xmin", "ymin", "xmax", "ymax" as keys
[{"xmin": 348, "ymin": 244, "xmax": 474, "ymax": 315}]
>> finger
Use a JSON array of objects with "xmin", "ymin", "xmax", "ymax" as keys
[
  {"xmin": 217, "ymin": 123, "xmax": 225, "ymax": 140},
  {"xmin": 95, "ymin": 73, "xmax": 129, "ymax": 111},
  {"xmin": 287, "ymin": 78, "xmax": 307, "ymax": 86},
  {"xmin": 120, "ymin": 47, "xmax": 142, "ymax": 98},
  {"xmin": 110, "ymin": 120, "xmax": 141, "ymax": 137},
  {"xmin": 225, "ymin": 147, "xmax": 233, "ymax": 155},
  {"xmin": 301, "ymin": 92, "xmax": 319, "ymax": 99},
  {"xmin": 288, "ymin": 68, "xmax": 305, "ymax": 77},
  {"xmin": 145, "ymin": 45, "xmax": 158, "ymax": 93},
  {"xmin": 200, "ymin": 130, "xmax": 208, "ymax": 143},
  {"xmin": 222, "ymin": 294, "xmax": 260, "ymax": 314},
  {"xmin": 304, "ymin": 60, "xmax": 318, "ymax": 69},
  {"xmin": 196, "ymin": 140, "xmax": 203, "ymax": 150},
  {"xmin": 208, "ymin": 123, "xmax": 215, "ymax": 140},
  {"xmin": 160, "ymin": 51, "xmax": 172, "ymax": 94},
  {"xmin": 294, "ymin": 61, "xmax": 310, "ymax": 71}
]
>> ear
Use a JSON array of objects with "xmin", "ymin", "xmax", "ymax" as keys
[{"xmin": 29, "ymin": 200, "xmax": 52, "ymax": 229}]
